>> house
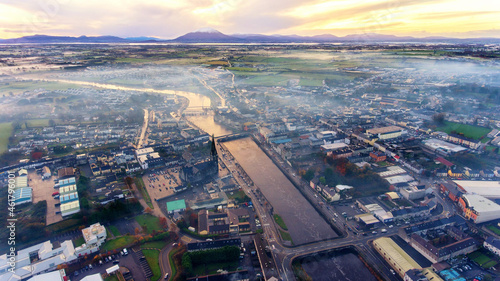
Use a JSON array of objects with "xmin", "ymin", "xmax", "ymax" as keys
[
  {"xmin": 42, "ymin": 166, "xmax": 51, "ymax": 179},
  {"xmin": 198, "ymin": 209, "xmax": 230, "ymax": 235},
  {"xmin": 484, "ymin": 237, "xmax": 500, "ymax": 257},
  {"xmin": 439, "ymin": 181, "xmax": 463, "ymax": 202},
  {"xmin": 370, "ymin": 151, "xmax": 386, "ymax": 162}
]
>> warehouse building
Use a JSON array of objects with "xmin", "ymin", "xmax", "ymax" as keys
[
  {"xmin": 458, "ymin": 194, "xmax": 500, "ymax": 223},
  {"xmin": 373, "ymin": 237, "xmax": 421, "ymax": 278},
  {"xmin": 366, "ymin": 126, "xmax": 407, "ymax": 140}
]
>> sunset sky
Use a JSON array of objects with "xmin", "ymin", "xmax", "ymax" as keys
[{"xmin": 1, "ymin": 0, "xmax": 499, "ymax": 39}]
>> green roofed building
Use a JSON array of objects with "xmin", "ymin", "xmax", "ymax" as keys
[{"xmin": 166, "ymin": 199, "xmax": 186, "ymax": 214}]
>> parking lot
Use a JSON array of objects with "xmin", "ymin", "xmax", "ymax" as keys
[
  {"xmin": 141, "ymin": 167, "xmax": 182, "ymax": 201},
  {"xmin": 29, "ymin": 170, "xmax": 62, "ymax": 225}
]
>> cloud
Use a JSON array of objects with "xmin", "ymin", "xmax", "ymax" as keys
[{"xmin": 0, "ymin": 0, "xmax": 499, "ymax": 38}]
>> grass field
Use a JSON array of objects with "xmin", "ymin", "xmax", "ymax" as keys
[
  {"xmin": 0, "ymin": 122, "xmax": 12, "ymax": 154},
  {"xmin": 141, "ymin": 241, "xmax": 167, "ymax": 250},
  {"xmin": 279, "ymin": 229, "xmax": 293, "ymax": 244},
  {"xmin": 273, "ymin": 214, "xmax": 288, "ymax": 230},
  {"xmin": 73, "ymin": 236, "xmax": 85, "ymax": 247},
  {"xmin": 101, "ymin": 236, "xmax": 135, "ymax": 252},
  {"xmin": 104, "ymin": 275, "xmax": 119, "ymax": 281},
  {"xmin": 143, "ymin": 249, "xmax": 161, "ymax": 281},
  {"xmin": 487, "ymin": 225, "xmax": 500, "ymax": 235},
  {"xmin": 468, "ymin": 251, "xmax": 497, "ymax": 268},
  {"xmin": 226, "ymin": 189, "xmax": 250, "ymax": 203},
  {"xmin": 0, "ymin": 80, "xmax": 81, "ymax": 95},
  {"xmin": 25, "ymin": 119, "xmax": 50, "ymax": 128},
  {"xmin": 135, "ymin": 214, "xmax": 162, "ymax": 234},
  {"xmin": 436, "ymin": 121, "xmax": 491, "ymax": 140},
  {"xmin": 108, "ymin": 225, "xmax": 121, "ymax": 237},
  {"xmin": 135, "ymin": 177, "xmax": 154, "ymax": 209}
]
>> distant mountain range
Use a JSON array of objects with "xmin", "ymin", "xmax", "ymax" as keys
[{"xmin": 1, "ymin": 28, "xmax": 499, "ymax": 44}]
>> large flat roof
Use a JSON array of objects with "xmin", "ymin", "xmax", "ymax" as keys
[
  {"xmin": 423, "ymin": 138, "xmax": 467, "ymax": 153},
  {"xmin": 462, "ymin": 194, "xmax": 500, "ymax": 213},
  {"xmin": 373, "ymin": 237, "xmax": 421, "ymax": 275},
  {"xmin": 367, "ymin": 125, "xmax": 403, "ymax": 135},
  {"xmin": 454, "ymin": 180, "xmax": 500, "ymax": 199}
]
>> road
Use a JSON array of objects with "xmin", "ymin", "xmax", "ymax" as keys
[{"xmin": 136, "ymin": 108, "xmax": 149, "ymax": 149}]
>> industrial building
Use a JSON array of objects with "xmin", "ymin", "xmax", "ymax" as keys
[
  {"xmin": 458, "ymin": 194, "xmax": 500, "ymax": 223},
  {"xmin": 366, "ymin": 126, "xmax": 407, "ymax": 140},
  {"xmin": 453, "ymin": 180, "xmax": 500, "ymax": 199},
  {"xmin": 373, "ymin": 237, "xmax": 421, "ymax": 278}
]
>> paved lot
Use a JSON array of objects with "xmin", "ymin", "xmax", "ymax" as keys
[
  {"xmin": 29, "ymin": 170, "xmax": 62, "ymax": 225},
  {"xmin": 142, "ymin": 168, "xmax": 182, "ymax": 201},
  {"xmin": 71, "ymin": 252, "xmax": 144, "ymax": 281}
]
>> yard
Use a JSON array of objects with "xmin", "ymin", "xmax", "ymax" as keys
[
  {"xmin": 100, "ymin": 236, "xmax": 135, "ymax": 252},
  {"xmin": 487, "ymin": 225, "xmax": 500, "ymax": 236},
  {"xmin": 226, "ymin": 189, "xmax": 250, "ymax": 204},
  {"xmin": 141, "ymin": 241, "xmax": 168, "ymax": 250},
  {"xmin": 192, "ymin": 261, "xmax": 239, "ymax": 276},
  {"xmin": 73, "ymin": 236, "xmax": 85, "ymax": 247},
  {"xmin": 135, "ymin": 214, "xmax": 162, "ymax": 234},
  {"xmin": 279, "ymin": 229, "xmax": 293, "ymax": 245},
  {"xmin": 143, "ymin": 249, "xmax": 161, "ymax": 281},
  {"xmin": 108, "ymin": 225, "xmax": 121, "ymax": 237}
]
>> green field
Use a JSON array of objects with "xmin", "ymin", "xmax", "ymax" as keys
[
  {"xmin": 143, "ymin": 249, "xmax": 161, "ymax": 281},
  {"xmin": 0, "ymin": 122, "xmax": 12, "ymax": 154},
  {"xmin": 0, "ymin": 80, "xmax": 80, "ymax": 95},
  {"xmin": 108, "ymin": 225, "xmax": 121, "ymax": 237},
  {"xmin": 135, "ymin": 214, "xmax": 162, "ymax": 234},
  {"xmin": 25, "ymin": 119, "xmax": 50, "ymax": 128},
  {"xmin": 435, "ymin": 121, "xmax": 491, "ymax": 140},
  {"xmin": 468, "ymin": 251, "xmax": 497, "ymax": 268},
  {"xmin": 141, "ymin": 241, "xmax": 167, "ymax": 250},
  {"xmin": 135, "ymin": 177, "xmax": 154, "ymax": 209},
  {"xmin": 487, "ymin": 225, "xmax": 500, "ymax": 235},
  {"xmin": 73, "ymin": 236, "xmax": 85, "ymax": 247},
  {"xmin": 273, "ymin": 214, "xmax": 288, "ymax": 230},
  {"xmin": 279, "ymin": 229, "xmax": 293, "ymax": 244},
  {"xmin": 101, "ymin": 236, "xmax": 135, "ymax": 252}
]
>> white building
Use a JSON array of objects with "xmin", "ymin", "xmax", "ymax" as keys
[
  {"xmin": 74, "ymin": 223, "xmax": 107, "ymax": 256},
  {"xmin": 0, "ymin": 240, "xmax": 77, "ymax": 281},
  {"xmin": 484, "ymin": 237, "xmax": 500, "ymax": 257},
  {"xmin": 27, "ymin": 270, "xmax": 67, "ymax": 281}
]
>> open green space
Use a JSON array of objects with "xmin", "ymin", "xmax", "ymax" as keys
[
  {"xmin": 135, "ymin": 177, "xmax": 154, "ymax": 209},
  {"xmin": 226, "ymin": 189, "xmax": 250, "ymax": 204},
  {"xmin": 487, "ymin": 225, "xmax": 500, "ymax": 235},
  {"xmin": 104, "ymin": 275, "xmax": 119, "ymax": 281},
  {"xmin": 435, "ymin": 121, "xmax": 491, "ymax": 140},
  {"xmin": 108, "ymin": 225, "xmax": 121, "ymax": 237},
  {"xmin": 273, "ymin": 214, "xmax": 288, "ymax": 230},
  {"xmin": 279, "ymin": 229, "xmax": 293, "ymax": 244},
  {"xmin": 0, "ymin": 80, "xmax": 81, "ymax": 95},
  {"xmin": 142, "ymin": 249, "xmax": 162, "ymax": 281},
  {"xmin": 0, "ymin": 122, "xmax": 12, "ymax": 154},
  {"xmin": 135, "ymin": 214, "xmax": 162, "ymax": 234},
  {"xmin": 468, "ymin": 251, "xmax": 497, "ymax": 268},
  {"xmin": 193, "ymin": 261, "xmax": 239, "ymax": 276},
  {"xmin": 141, "ymin": 240, "xmax": 168, "ymax": 250},
  {"xmin": 24, "ymin": 119, "xmax": 50, "ymax": 128},
  {"xmin": 73, "ymin": 236, "xmax": 85, "ymax": 247},
  {"xmin": 101, "ymin": 236, "xmax": 135, "ymax": 252}
]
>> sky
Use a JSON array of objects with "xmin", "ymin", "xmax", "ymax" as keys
[{"xmin": 0, "ymin": 0, "xmax": 499, "ymax": 39}]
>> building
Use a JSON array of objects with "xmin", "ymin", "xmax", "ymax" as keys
[
  {"xmin": 373, "ymin": 237, "xmax": 421, "ymax": 278},
  {"xmin": 439, "ymin": 181, "xmax": 463, "ymax": 202},
  {"xmin": 370, "ymin": 151, "xmax": 387, "ymax": 162},
  {"xmin": 187, "ymin": 238, "xmax": 241, "ymax": 252},
  {"xmin": 198, "ymin": 210, "xmax": 230, "ymax": 235},
  {"xmin": 166, "ymin": 199, "xmax": 187, "ymax": 214},
  {"xmin": 27, "ymin": 269, "xmax": 67, "ymax": 281},
  {"xmin": 453, "ymin": 180, "xmax": 500, "ymax": 199},
  {"xmin": 82, "ymin": 223, "xmax": 106, "ymax": 249},
  {"xmin": 42, "ymin": 166, "xmax": 51, "ymax": 179},
  {"xmin": 60, "ymin": 200, "xmax": 80, "ymax": 217},
  {"xmin": 409, "ymin": 231, "xmax": 478, "ymax": 263},
  {"xmin": 404, "ymin": 268, "xmax": 443, "ymax": 281},
  {"xmin": 366, "ymin": 126, "xmax": 407, "ymax": 140},
  {"xmin": 458, "ymin": 194, "xmax": 500, "ymax": 223},
  {"xmin": 355, "ymin": 213, "xmax": 380, "ymax": 229},
  {"xmin": 484, "ymin": 237, "xmax": 500, "ymax": 257},
  {"xmin": 0, "ymin": 240, "xmax": 77, "ymax": 281},
  {"xmin": 392, "ymin": 206, "xmax": 430, "ymax": 221},
  {"xmin": 57, "ymin": 167, "xmax": 74, "ymax": 179},
  {"xmin": 422, "ymin": 138, "xmax": 467, "ymax": 156},
  {"xmin": 400, "ymin": 185, "xmax": 426, "ymax": 201}
]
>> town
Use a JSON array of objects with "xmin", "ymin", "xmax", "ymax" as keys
[{"xmin": 1, "ymin": 42, "xmax": 500, "ymax": 281}]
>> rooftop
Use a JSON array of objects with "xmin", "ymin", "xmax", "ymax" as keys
[
  {"xmin": 366, "ymin": 125, "xmax": 403, "ymax": 135},
  {"xmin": 166, "ymin": 199, "xmax": 186, "ymax": 212}
]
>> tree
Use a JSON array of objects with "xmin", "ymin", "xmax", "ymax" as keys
[
  {"xmin": 302, "ymin": 169, "xmax": 315, "ymax": 182},
  {"xmin": 432, "ymin": 113, "xmax": 446, "ymax": 125},
  {"xmin": 159, "ymin": 217, "xmax": 168, "ymax": 229},
  {"xmin": 48, "ymin": 119, "xmax": 56, "ymax": 127},
  {"xmin": 135, "ymin": 227, "xmax": 140, "ymax": 235},
  {"xmin": 145, "ymin": 207, "xmax": 152, "ymax": 214}
]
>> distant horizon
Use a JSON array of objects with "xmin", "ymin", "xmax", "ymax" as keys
[
  {"xmin": 1, "ymin": 0, "xmax": 499, "ymax": 40},
  {"xmin": 2, "ymin": 28, "xmax": 500, "ymax": 41}
]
